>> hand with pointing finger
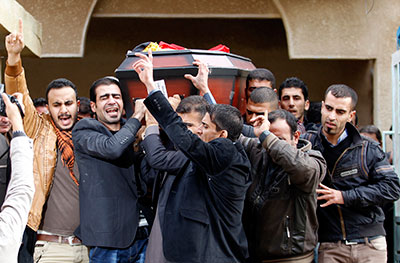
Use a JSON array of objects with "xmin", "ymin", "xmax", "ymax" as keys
[
  {"xmin": 316, "ymin": 183, "xmax": 344, "ymax": 207},
  {"xmin": 6, "ymin": 18, "xmax": 24, "ymax": 66},
  {"xmin": 251, "ymin": 111, "xmax": 270, "ymax": 137}
]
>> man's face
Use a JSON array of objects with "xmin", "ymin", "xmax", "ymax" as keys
[
  {"xmin": 269, "ymin": 118, "xmax": 299, "ymax": 147},
  {"xmin": 321, "ymin": 91, "xmax": 355, "ymax": 138},
  {"xmin": 178, "ymin": 111, "xmax": 203, "ymax": 137},
  {"xmin": 245, "ymin": 99, "xmax": 273, "ymax": 126},
  {"xmin": 279, "ymin": 87, "xmax": 309, "ymax": 122},
  {"xmin": 246, "ymin": 79, "xmax": 272, "ymax": 99},
  {"xmin": 0, "ymin": 116, "xmax": 11, "ymax": 134},
  {"xmin": 47, "ymin": 87, "xmax": 78, "ymax": 131},
  {"xmin": 90, "ymin": 84, "xmax": 123, "ymax": 131},
  {"xmin": 200, "ymin": 113, "xmax": 223, "ymax": 142}
]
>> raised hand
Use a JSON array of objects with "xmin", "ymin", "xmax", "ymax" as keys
[
  {"xmin": 132, "ymin": 99, "xmax": 146, "ymax": 121},
  {"xmin": 250, "ymin": 111, "xmax": 270, "ymax": 137},
  {"xmin": 133, "ymin": 50, "xmax": 157, "ymax": 93},
  {"xmin": 184, "ymin": 60, "xmax": 210, "ymax": 95},
  {"xmin": 6, "ymin": 19, "xmax": 24, "ymax": 65}
]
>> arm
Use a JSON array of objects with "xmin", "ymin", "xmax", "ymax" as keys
[
  {"xmin": 0, "ymin": 91, "xmax": 34, "ymax": 250},
  {"xmin": 0, "ymin": 136, "xmax": 34, "ymax": 247},
  {"xmin": 5, "ymin": 20, "xmax": 43, "ymax": 139},
  {"xmin": 133, "ymin": 52, "xmax": 236, "ymax": 175},
  {"xmin": 145, "ymin": 91, "xmax": 234, "ymax": 175},
  {"xmin": 342, "ymin": 143, "xmax": 400, "ymax": 207},
  {"xmin": 260, "ymin": 132, "xmax": 326, "ymax": 192},
  {"xmin": 251, "ymin": 113, "xmax": 326, "ymax": 192},
  {"xmin": 72, "ymin": 118, "xmax": 142, "ymax": 160},
  {"xmin": 142, "ymin": 127, "xmax": 188, "ymax": 173}
]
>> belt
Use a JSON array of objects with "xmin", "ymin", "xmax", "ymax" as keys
[
  {"xmin": 37, "ymin": 234, "xmax": 82, "ymax": 245},
  {"xmin": 342, "ymin": 235, "xmax": 383, "ymax": 245}
]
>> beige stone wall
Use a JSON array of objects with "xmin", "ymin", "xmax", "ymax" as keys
[{"xmin": 17, "ymin": 0, "xmax": 97, "ymax": 57}]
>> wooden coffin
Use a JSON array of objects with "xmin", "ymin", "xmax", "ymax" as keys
[{"xmin": 115, "ymin": 49, "xmax": 256, "ymax": 117}]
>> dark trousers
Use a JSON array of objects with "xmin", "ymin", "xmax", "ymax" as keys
[{"xmin": 18, "ymin": 226, "xmax": 37, "ymax": 263}]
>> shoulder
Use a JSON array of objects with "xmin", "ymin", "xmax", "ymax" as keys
[
  {"xmin": 302, "ymin": 130, "xmax": 320, "ymax": 145},
  {"xmin": 73, "ymin": 118, "xmax": 107, "ymax": 134},
  {"xmin": 361, "ymin": 136, "xmax": 386, "ymax": 160},
  {"xmin": 209, "ymin": 137, "xmax": 236, "ymax": 150}
]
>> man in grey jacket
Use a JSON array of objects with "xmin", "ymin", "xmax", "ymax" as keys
[
  {"xmin": 0, "ymin": 93, "xmax": 34, "ymax": 262},
  {"xmin": 241, "ymin": 109, "xmax": 326, "ymax": 263}
]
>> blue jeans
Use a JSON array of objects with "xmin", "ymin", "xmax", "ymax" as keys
[{"xmin": 89, "ymin": 238, "xmax": 148, "ymax": 263}]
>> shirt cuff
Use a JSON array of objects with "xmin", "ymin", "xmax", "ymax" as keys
[
  {"xmin": 203, "ymin": 92, "xmax": 216, "ymax": 105},
  {"xmin": 145, "ymin": 125, "xmax": 160, "ymax": 137},
  {"xmin": 148, "ymin": 89, "xmax": 161, "ymax": 97},
  {"xmin": 12, "ymin": 130, "xmax": 26, "ymax": 138}
]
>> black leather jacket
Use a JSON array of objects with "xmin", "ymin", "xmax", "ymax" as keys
[
  {"xmin": 303, "ymin": 123, "xmax": 400, "ymax": 242},
  {"xmin": 241, "ymin": 133, "xmax": 326, "ymax": 262}
]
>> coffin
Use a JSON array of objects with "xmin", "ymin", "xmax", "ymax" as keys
[{"xmin": 115, "ymin": 49, "xmax": 256, "ymax": 117}]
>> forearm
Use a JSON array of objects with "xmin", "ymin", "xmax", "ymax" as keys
[
  {"xmin": 145, "ymin": 91, "xmax": 229, "ymax": 174},
  {"xmin": 343, "ymin": 172, "xmax": 400, "ymax": 207},
  {"xmin": 5, "ymin": 64, "xmax": 41, "ymax": 138},
  {"xmin": 261, "ymin": 133, "xmax": 325, "ymax": 191},
  {"xmin": 143, "ymin": 133, "xmax": 187, "ymax": 172}
]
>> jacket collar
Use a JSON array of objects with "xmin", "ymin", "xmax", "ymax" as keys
[
  {"xmin": 318, "ymin": 122, "xmax": 362, "ymax": 147},
  {"xmin": 297, "ymin": 138, "xmax": 312, "ymax": 152}
]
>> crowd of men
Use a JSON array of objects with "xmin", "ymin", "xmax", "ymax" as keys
[{"xmin": 1, "ymin": 20, "xmax": 400, "ymax": 263}]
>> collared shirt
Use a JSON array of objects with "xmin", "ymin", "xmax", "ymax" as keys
[{"xmin": 323, "ymin": 129, "xmax": 348, "ymax": 147}]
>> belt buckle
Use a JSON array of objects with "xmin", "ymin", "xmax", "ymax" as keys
[
  {"xmin": 345, "ymin": 240, "xmax": 358, "ymax": 245},
  {"xmin": 67, "ymin": 236, "xmax": 75, "ymax": 246}
]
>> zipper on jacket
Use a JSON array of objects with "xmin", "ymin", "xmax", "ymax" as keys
[
  {"xmin": 329, "ymin": 145, "xmax": 358, "ymax": 240},
  {"xmin": 285, "ymin": 216, "xmax": 291, "ymax": 238},
  {"xmin": 337, "ymin": 206, "xmax": 346, "ymax": 240}
]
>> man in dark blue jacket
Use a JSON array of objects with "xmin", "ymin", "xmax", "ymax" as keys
[
  {"xmin": 72, "ymin": 77, "xmax": 147, "ymax": 262},
  {"xmin": 303, "ymin": 84, "xmax": 400, "ymax": 262},
  {"xmin": 134, "ymin": 51, "xmax": 251, "ymax": 263}
]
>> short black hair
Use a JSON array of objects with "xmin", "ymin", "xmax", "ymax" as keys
[
  {"xmin": 90, "ymin": 76, "xmax": 121, "ymax": 102},
  {"xmin": 249, "ymin": 87, "xmax": 279, "ymax": 109},
  {"xmin": 176, "ymin": 95, "xmax": 208, "ymax": 118},
  {"xmin": 325, "ymin": 84, "xmax": 358, "ymax": 110},
  {"xmin": 279, "ymin": 77, "xmax": 309, "ymax": 101},
  {"xmin": 246, "ymin": 68, "xmax": 275, "ymax": 89},
  {"xmin": 359, "ymin": 125, "xmax": 382, "ymax": 144},
  {"xmin": 78, "ymin": 97, "xmax": 94, "ymax": 117},
  {"xmin": 307, "ymin": 101, "xmax": 322, "ymax": 124},
  {"xmin": 208, "ymin": 104, "xmax": 243, "ymax": 141},
  {"xmin": 45, "ymin": 78, "xmax": 77, "ymax": 102},
  {"xmin": 33, "ymin": 97, "xmax": 47, "ymax": 107},
  {"xmin": 268, "ymin": 109, "xmax": 298, "ymax": 138}
]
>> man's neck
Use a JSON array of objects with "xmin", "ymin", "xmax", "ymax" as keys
[
  {"xmin": 322, "ymin": 129, "xmax": 344, "ymax": 146},
  {"xmin": 100, "ymin": 121, "xmax": 120, "ymax": 132}
]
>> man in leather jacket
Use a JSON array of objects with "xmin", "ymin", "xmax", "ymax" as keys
[
  {"xmin": 303, "ymin": 84, "xmax": 400, "ymax": 262},
  {"xmin": 241, "ymin": 109, "xmax": 326, "ymax": 263}
]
